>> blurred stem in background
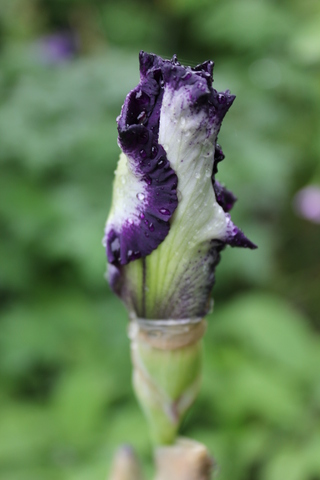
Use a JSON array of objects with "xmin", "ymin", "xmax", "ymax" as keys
[{"xmin": 108, "ymin": 439, "xmax": 214, "ymax": 480}]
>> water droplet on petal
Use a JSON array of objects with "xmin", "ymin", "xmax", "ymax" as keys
[
  {"xmin": 143, "ymin": 175, "xmax": 152, "ymax": 185},
  {"xmin": 137, "ymin": 192, "xmax": 145, "ymax": 201},
  {"xmin": 151, "ymin": 146, "xmax": 158, "ymax": 158},
  {"xmin": 157, "ymin": 157, "xmax": 165, "ymax": 167},
  {"xmin": 218, "ymin": 93, "xmax": 226, "ymax": 104},
  {"xmin": 140, "ymin": 149, "xmax": 147, "ymax": 159},
  {"xmin": 195, "ymin": 173, "xmax": 201, "ymax": 179},
  {"xmin": 149, "ymin": 223, "xmax": 154, "ymax": 232},
  {"xmin": 159, "ymin": 208, "xmax": 171, "ymax": 216},
  {"xmin": 137, "ymin": 111, "xmax": 146, "ymax": 123}
]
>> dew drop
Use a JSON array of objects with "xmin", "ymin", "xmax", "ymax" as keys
[
  {"xmin": 149, "ymin": 223, "xmax": 154, "ymax": 232},
  {"xmin": 151, "ymin": 145, "xmax": 158, "ymax": 158},
  {"xmin": 137, "ymin": 192, "xmax": 145, "ymax": 201},
  {"xmin": 159, "ymin": 208, "xmax": 171, "ymax": 216},
  {"xmin": 128, "ymin": 218, "xmax": 134, "ymax": 225},
  {"xmin": 182, "ymin": 72, "xmax": 192, "ymax": 81},
  {"xmin": 143, "ymin": 175, "xmax": 152, "ymax": 185},
  {"xmin": 140, "ymin": 212, "xmax": 145, "ymax": 219},
  {"xmin": 218, "ymin": 93, "xmax": 226, "ymax": 104},
  {"xmin": 137, "ymin": 111, "xmax": 146, "ymax": 123},
  {"xmin": 140, "ymin": 149, "xmax": 147, "ymax": 159},
  {"xmin": 157, "ymin": 157, "xmax": 165, "ymax": 167},
  {"xmin": 195, "ymin": 173, "xmax": 201, "ymax": 179}
]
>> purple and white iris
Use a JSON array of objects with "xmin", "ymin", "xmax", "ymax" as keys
[{"xmin": 104, "ymin": 52, "xmax": 256, "ymax": 319}]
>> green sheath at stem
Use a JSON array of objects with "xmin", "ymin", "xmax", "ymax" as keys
[{"xmin": 129, "ymin": 318, "xmax": 206, "ymax": 445}]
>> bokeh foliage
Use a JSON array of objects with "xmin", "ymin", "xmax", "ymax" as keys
[{"xmin": 0, "ymin": 1, "xmax": 320, "ymax": 479}]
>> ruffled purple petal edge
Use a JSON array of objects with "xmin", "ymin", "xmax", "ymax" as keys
[
  {"xmin": 212, "ymin": 145, "xmax": 257, "ymax": 249},
  {"xmin": 106, "ymin": 52, "xmax": 256, "ymax": 267},
  {"xmin": 106, "ymin": 53, "xmax": 180, "ymax": 266}
]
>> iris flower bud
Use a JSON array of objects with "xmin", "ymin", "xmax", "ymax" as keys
[{"xmin": 104, "ymin": 52, "xmax": 256, "ymax": 445}]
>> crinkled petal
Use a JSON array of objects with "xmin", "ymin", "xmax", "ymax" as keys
[
  {"xmin": 105, "ymin": 52, "xmax": 256, "ymax": 318},
  {"xmin": 104, "ymin": 54, "xmax": 179, "ymax": 266}
]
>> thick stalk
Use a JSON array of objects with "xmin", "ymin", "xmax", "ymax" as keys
[{"xmin": 129, "ymin": 316, "xmax": 206, "ymax": 445}]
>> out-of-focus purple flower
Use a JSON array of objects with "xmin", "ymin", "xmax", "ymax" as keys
[
  {"xmin": 293, "ymin": 185, "xmax": 320, "ymax": 224},
  {"xmin": 35, "ymin": 31, "xmax": 79, "ymax": 65}
]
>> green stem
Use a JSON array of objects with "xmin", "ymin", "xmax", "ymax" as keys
[{"xmin": 129, "ymin": 319, "xmax": 205, "ymax": 445}]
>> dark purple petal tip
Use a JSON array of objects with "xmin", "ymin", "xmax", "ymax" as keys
[{"xmin": 226, "ymin": 220, "xmax": 257, "ymax": 249}]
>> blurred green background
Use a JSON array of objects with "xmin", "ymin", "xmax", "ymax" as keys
[{"xmin": 1, "ymin": 0, "xmax": 320, "ymax": 479}]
